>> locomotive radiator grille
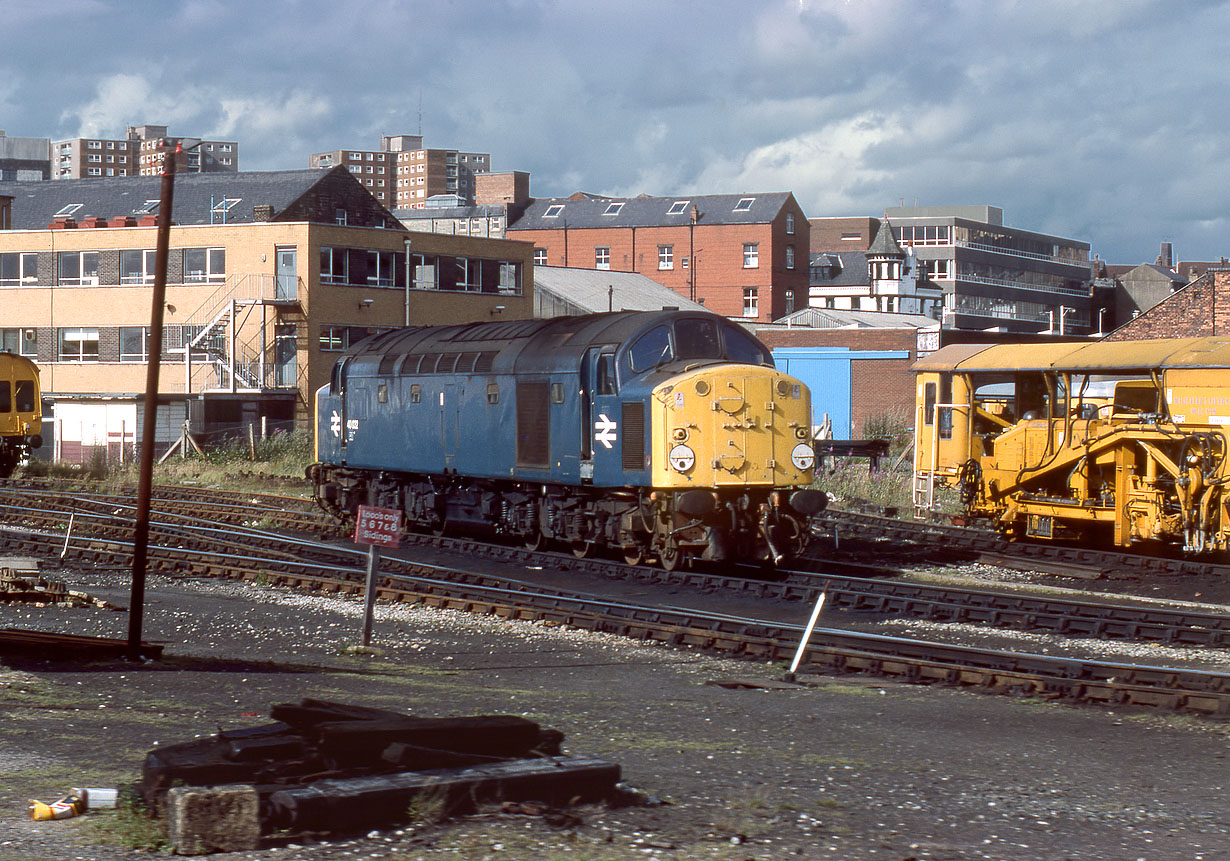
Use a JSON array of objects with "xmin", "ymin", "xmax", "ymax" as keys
[
  {"xmin": 515, "ymin": 380, "xmax": 551, "ymax": 468},
  {"xmin": 622, "ymin": 401, "xmax": 645, "ymax": 471}
]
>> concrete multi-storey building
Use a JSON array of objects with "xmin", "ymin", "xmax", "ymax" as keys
[
  {"xmin": 0, "ymin": 132, "xmax": 51, "ymax": 181},
  {"xmin": 808, "ymin": 221, "xmax": 943, "ymax": 317},
  {"xmin": 394, "ymin": 171, "xmax": 531, "ymax": 238},
  {"xmin": 883, "ymin": 205, "xmax": 1092, "ymax": 334},
  {"xmin": 0, "ymin": 166, "xmax": 532, "ymax": 463},
  {"xmin": 310, "ymin": 135, "xmax": 492, "ymax": 209},
  {"xmin": 53, "ymin": 125, "xmax": 238, "ymax": 180},
  {"xmin": 507, "ymin": 192, "xmax": 810, "ymax": 322}
]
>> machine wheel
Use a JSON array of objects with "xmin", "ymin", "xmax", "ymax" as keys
[
  {"xmin": 523, "ymin": 529, "xmax": 544, "ymax": 551},
  {"xmin": 622, "ymin": 544, "xmax": 646, "ymax": 566},
  {"xmin": 571, "ymin": 539, "xmax": 595, "ymax": 559},
  {"xmin": 659, "ymin": 540, "xmax": 683, "ymax": 572}
]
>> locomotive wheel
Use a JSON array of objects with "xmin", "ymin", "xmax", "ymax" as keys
[
  {"xmin": 523, "ymin": 529, "xmax": 544, "ymax": 551},
  {"xmin": 571, "ymin": 539, "xmax": 595, "ymax": 559},
  {"xmin": 431, "ymin": 517, "xmax": 449, "ymax": 537},
  {"xmin": 659, "ymin": 541, "xmax": 683, "ymax": 571},
  {"xmin": 622, "ymin": 544, "xmax": 646, "ymax": 566}
]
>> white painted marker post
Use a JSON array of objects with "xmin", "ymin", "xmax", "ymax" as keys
[
  {"xmin": 787, "ymin": 586, "xmax": 828, "ymax": 680},
  {"xmin": 353, "ymin": 505, "xmax": 402, "ymax": 646}
]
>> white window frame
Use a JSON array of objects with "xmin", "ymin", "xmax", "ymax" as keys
[
  {"xmin": 533, "ymin": 248, "xmax": 548, "ymax": 265},
  {"xmin": 785, "ymin": 245, "xmax": 795, "ymax": 270},
  {"xmin": 603, "ymin": 202, "xmax": 624, "ymax": 216},
  {"xmin": 0, "ymin": 252, "xmax": 38, "ymax": 287},
  {"xmin": 58, "ymin": 251, "xmax": 99, "ymax": 286},
  {"xmin": 58, "ymin": 327, "xmax": 100, "ymax": 361},
  {"xmin": 667, "ymin": 200, "xmax": 689, "ymax": 215},
  {"xmin": 184, "ymin": 247, "xmax": 226, "ymax": 283},
  {"xmin": 119, "ymin": 326, "xmax": 149, "ymax": 362},
  {"xmin": 743, "ymin": 243, "xmax": 759, "ymax": 268},
  {"xmin": 0, "ymin": 327, "xmax": 37, "ymax": 357},
  {"xmin": 658, "ymin": 245, "xmax": 674, "ymax": 270},
  {"xmin": 742, "ymin": 288, "xmax": 759, "ymax": 317},
  {"xmin": 595, "ymin": 247, "xmax": 610, "ymax": 270},
  {"xmin": 734, "ymin": 197, "xmax": 755, "ymax": 212},
  {"xmin": 120, "ymin": 249, "xmax": 157, "ymax": 284},
  {"xmin": 543, "ymin": 204, "xmax": 565, "ymax": 218},
  {"xmin": 786, "ymin": 213, "xmax": 795, "ymax": 234}
]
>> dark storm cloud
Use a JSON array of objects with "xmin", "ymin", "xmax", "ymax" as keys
[{"xmin": 5, "ymin": 0, "xmax": 1230, "ymax": 262}]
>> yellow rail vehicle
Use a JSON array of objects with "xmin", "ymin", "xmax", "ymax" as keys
[
  {"xmin": 0, "ymin": 353, "xmax": 42, "ymax": 477},
  {"xmin": 913, "ymin": 337, "xmax": 1230, "ymax": 554}
]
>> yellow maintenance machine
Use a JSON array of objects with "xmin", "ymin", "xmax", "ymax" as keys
[{"xmin": 913, "ymin": 337, "xmax": 1230, "ymax": 553}]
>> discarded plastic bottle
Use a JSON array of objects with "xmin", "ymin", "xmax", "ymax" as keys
[
  {"xmin": 28, "ymin": 793, "xmax": 84, "ymax": 821},
  {"xmin": 73, "ymin": 787, "xmax": 119, "ymax": 809}
]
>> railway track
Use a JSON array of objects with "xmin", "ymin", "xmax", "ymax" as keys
[{"xmin": 0, "ymin": 486, "xmax": 1227, "ymax": 717}]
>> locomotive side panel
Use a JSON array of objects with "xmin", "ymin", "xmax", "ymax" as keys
[{"xmin": 0, "ymin": 354, "xmax": 43, "ymax": 477}]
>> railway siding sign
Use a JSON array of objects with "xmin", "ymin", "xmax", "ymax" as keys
[{"xmin": 354, "ymin": 505, "xmax": 401, "ymax": 548}]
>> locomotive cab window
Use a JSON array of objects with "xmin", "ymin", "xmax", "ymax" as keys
[
  {"xmin": 674, "ymin": 318, "xmax": 722, "ymax": 361},
  {"xmin": 629, "ymin": 325, "xmax": 672, "ymax": 373},
  {"xmin": 14, "ymin": 381, "xmax": 33, "ymax": 413},
  {"xmin": 0, "ymin": 382, "xmax": 9, "ymax": 413},
  {"xmin": 722, "ymin": 325, "xmax": 772, "ymax": 366},
  {"xmin": 330, "ymin": 358, "xmax": 350, "ymax": 395},
  {"xmin": 597, "ymin": 353, "xmax": 617, "ymax": 395}
]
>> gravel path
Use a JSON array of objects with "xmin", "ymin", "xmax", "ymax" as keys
[{"xmin": 0, "ymin": 565, "xmax": 1227, "ymax": 860}]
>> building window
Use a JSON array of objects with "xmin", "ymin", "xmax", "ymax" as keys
[
  {"xmin": 785, "ymin": 291, "xmax": 795, "ymax": 315},
  {"xmin": 743, "ymin": 243, "xmax": 759, "ymax": 268},
  {"xmin": 120, "ymin": 249, "xmax": 157, "ymax": 284},
  {"xmin": 667, "ymin": 200, "xmax": 689, "ymax": 215},
  {"xmin": 533, "ymin": 248, "xmax": 547, "ymax": 265},
  {"xmin": 54, "ymin": 203, "xmax": 83, "ymax": 218},
  {"xmin": 785, "ymin": 245, "xmax": 795, "ymax": 270},
  {"xmin": 658, "ymin": 245, "xmax": 673, "ymax": 270},
  {"xmin": 603, "ymin": 202, "xmax": 624, "ymax": 216},
  {"xmin": 319, "ymin": 326, "xmax": 347, "ymax": 351},
  {"xmin": 543, "ymin": 204, "xmax": 564, "ymax": 218},
  {"xmin": 119, "ymin": 326, "xmax": 149, "ymax": 361},
  {"xmin": 0, "ymin": 328, "xmax": 37, "ymax": 357},
  {"xmin": 184, "ymin": 247, "xmax": 225, "ymax": 283},
  {"xmin": 335, "ymin": 208, "xmax": 348, "ymax": 225},
  {"xmin": 840, "ymin": 232, "xmax": 861, "ymax": 241},
  {"xmin": 58, "ymin": 251, "xmax": 99, "ymax": 286},
  {"xmin": 367, "ymin": 250, "xmax": 396, "ymax": 287},
  {"xmin": 595, "ymin": 247, "xmax": 610, "ymax": 270},
  {"xmin": 734, "ymin": 197, "xmax": 755, "ymax": 212},
  {"xmin": 58, "ymin": 327, "xmax": 99, "ymax": 361},
  {"xmin": 742, "ymin": 288, "xmax": 758, "ymax": 317},
  {"xmin": 320, "ymin": 247, "xmax": 349, "ymax": 284},
  {"xmin": 211, "ymin": 198, "xmax": 241, "ymax": 217},
  {"xmin": 924, "ymin": 259, "xmax": 951, "ymax": 279},
  {"xmin": 786, "ymin": 213, "xmax": 795, "ymax": 234},
  {"xmin": 87, "ymin": 167, "xmax": 102, "ymax": 176},
  {"xmin": 0, "ymin": 252, "xmax": 37, "ymax": 287}
]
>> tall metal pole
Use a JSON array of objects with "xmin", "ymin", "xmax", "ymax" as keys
[{"xmin": 127, "ymin": 141, "xmax": 177, "ymax": 660}]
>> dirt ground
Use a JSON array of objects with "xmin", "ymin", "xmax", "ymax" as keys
[{"xmin": 0, "ymin": 563, "xmax": 1228, "ymax": 861}]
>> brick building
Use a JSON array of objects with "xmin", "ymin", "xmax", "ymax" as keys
[
  {"xmin": 507, "ymin": 192, "xmax": 810, "ymax": 322},
  {"xmin": 310, "ymin": 135, "xmax": 492, "ymax": 209},
  {"xmin": 1100, "ymin": 269, "xmax": 1230, "ymax": 341},
  {"xmin": 0, "ymin": 167, "xmax": 532, "ymax": 461},
  {"xmin": 53, "ymin": 125, "xmax": 238, "ymax": 180}
]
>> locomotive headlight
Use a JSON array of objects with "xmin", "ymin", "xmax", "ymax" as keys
[
  {"xmin": 672, "ymin": 427, "xmax": 689, "ymax": 441},
  {"xmin": 790, "ymin": 442, "xmax": 816, "ymax": 471},
  {"xmin": 794, "ymin": 427, "xmax": 809, "ymax": 439},
  {"xmin": 669, "ymin": 443, "xmax": 696, "ymax": 472}
]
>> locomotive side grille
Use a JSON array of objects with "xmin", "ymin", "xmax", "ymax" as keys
[
  {"xmin": 455, "ymin": 352, "xmax": 479, "ymax": 374},
  {"xmin": 474, "ymin": 351, "xmax": 496, "ymax": 373},
  {"xmin": 378, "ymin": 353, "xmax": 399, "ymax": 375},
  {"xmin": 622, "ymin": 401, "xmax": 645, "ymax": 471},
  {"xmin": 516, "ymin": 381, "xmax": 550, "ymax": 468},
  {"xmin": 437, "ymin": 353, "xmax": 460, "ymax": 374}
]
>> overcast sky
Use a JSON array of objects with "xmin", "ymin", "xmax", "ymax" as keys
[{"xmin": 4, "ymin": 0, "xmax": 1229, "ymax": 264}]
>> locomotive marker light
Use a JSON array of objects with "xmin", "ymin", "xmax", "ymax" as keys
[
  {"xmin": 669, "ymin": 444, "xmax": 696, "ymax": 472},
  {"xmin": 354, "ymin": 505, "xmax": 402, "ymax": 647},
  {"xmin": 595, "ymin": 414, "xmax": 618, "ymax": 448},
  {"xmin": 790, "ymin": 443, "xmax": 816, "ymax": 471}
]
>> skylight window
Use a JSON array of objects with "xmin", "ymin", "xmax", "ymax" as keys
[
  {"xmin": 133, "ymin": 200, "xmax": 160, "ymax": 215},
  {"xmin": 603, "ymin": 202, "xmax": 624, "ymax": 216},
  {"xmin": 544, "ymin": 204, "xmax": 565, "ymax": 218},
  {"xmin": 211, "ymin": 198, "xmax": 241, "ymax": 213},
  {"xmin": 733, "ymin": 197, "xmax": 755, "ymax": 212},
  {"xmin": 54, "ymin": 203, "xmax": 83, "ymax": 217},
  {"xmin": 667, "ymin": 201, "xmax": 689, "ymax": 215}
]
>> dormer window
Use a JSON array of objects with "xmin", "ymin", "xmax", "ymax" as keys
[
  {"xmin": 544, "ymin": 204, "xmax": 565, "ymax": 218},
  {"xmin": 733, "ymin": 197, "xmax": 755, "ymax": 212}
]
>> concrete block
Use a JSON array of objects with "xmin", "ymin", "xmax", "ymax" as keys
[{"xmin": 165, "ymin": 784, "xmax": 260, "ymax": 855}]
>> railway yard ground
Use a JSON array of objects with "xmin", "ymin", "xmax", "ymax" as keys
[{"xmin": 0, "ymin": 531, "xmax": 1228, "ymax": 861}]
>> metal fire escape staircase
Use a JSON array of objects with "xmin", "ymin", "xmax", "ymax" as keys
[{"xmin": 177, "ymin": 274, "xmax": 302, "ymax": 395}]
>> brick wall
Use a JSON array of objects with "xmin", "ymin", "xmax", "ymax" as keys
[{"xmin": 1101, "ymin": 272, "xmax": 1218, "ymax": 340}]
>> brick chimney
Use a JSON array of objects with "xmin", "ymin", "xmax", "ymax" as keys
[
  {"xmin": 253, "ymin": 204, "xmax": 274, "ymax": 222},
  {"xmin": 78, "ymin": 216, "xmax": 107, "ymax": 228},
  {"xmin": 48, "ymin": 217, "xmax": 77, "ymax": 229},
  {"xmin": 108, "ymin": 215, "xmax": 138, "ymax": 227}
]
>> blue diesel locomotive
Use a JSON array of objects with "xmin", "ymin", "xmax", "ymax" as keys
[{"xmin": 308, "ymin": 311, "xmax": 826, "ymax": 569}]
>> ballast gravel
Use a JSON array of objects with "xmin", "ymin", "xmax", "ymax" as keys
[{"xmin": 0, "ymin": 567, "xmax": 1226, "ymax": 860}]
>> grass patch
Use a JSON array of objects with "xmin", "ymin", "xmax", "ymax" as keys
[{"xmin": 85, "ymin": 790, "xmax": 167, "ymax": 852}]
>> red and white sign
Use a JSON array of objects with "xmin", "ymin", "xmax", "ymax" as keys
[{"xmin": 354, "ymin": 505, "xmax": 402, "ymax": 548}]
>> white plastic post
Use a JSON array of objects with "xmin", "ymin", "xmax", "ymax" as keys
[{"xmin": 788, "ymin": 588, "xmax": 828, "ymax": 676}]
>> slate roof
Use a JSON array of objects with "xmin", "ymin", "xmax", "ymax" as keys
[
  {"xmin": 0, "ymin": 167, "xmax": 364, "ymax": 228},
  {"xmin": 509, "ymin": 192, "xmax": 794, "ymax": 231},
  {"xmin": 533, "ymin": 266, "xmax": 709, "ymax": 315},
  {"xmin": 808, "ymin": 251, "xmax": 869, "ymax": 287},
  {"xmin": 866, "ymin": 220, "xmax": 905, "ymax": 257}
]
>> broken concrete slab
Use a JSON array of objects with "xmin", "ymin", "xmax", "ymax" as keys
[{"xmin": 165, "ymin": 784, "xmax": 260, "ymax": 855}]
